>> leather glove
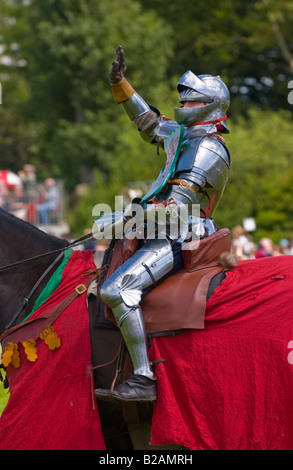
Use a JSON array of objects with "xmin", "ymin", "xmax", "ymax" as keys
[{"xmin": 109, "ymin": 45, "xmax": 126, "ymax": 84}]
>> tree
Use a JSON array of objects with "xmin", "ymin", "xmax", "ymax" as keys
[
  {"xmin": 216, "ymin": 107, "xmax": 293, "ymax": 242},
  {"xmin": 139, "ymin": 0, "xmax": 293, "ymax": 113},
  {"xmin": 0, "ymin": 1, "xmax": 38, "ymax": 171},
  {"xmin": 0, "ymin": 0, "xmax": 173, "ymax": 188},
  {"xmin": 2, "ymin": 0, "xmax": 293, "ymax": 241}
]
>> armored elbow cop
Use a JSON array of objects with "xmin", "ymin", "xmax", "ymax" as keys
[{"xmin": 122, "ymin": 92, "xmax": 160, "ymax": 139}]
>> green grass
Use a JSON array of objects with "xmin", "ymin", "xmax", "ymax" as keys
[
  {"xmin": 0, "ymin": 345, "xmax": 10, "ymax": 415},
  {"xmin": 0, "ymin": 380, "xmax": 9, "ymax": 416}
]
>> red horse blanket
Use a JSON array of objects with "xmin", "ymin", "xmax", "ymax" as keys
[
  {"xmin": 0, "ymin": 250, "xmax": 106, "ymax": 450},
  {"xmin": 149, "ymin": 256, "xmax": 293, "ymax": 450},
  {"xmin": 3, "ymin": 251, "xmax": 293, "ymax": 450}
]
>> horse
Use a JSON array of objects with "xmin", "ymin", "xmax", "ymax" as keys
[
  {"xmin": 0, "ymin": 208, "xmax": 135, "ymax": 450},
  {"xmin": 0, "ymin": 207, "xmax": 221, "ymax": 450},
  {"xmin": 1, "ymin": 207, "xmax": 293, "ymax": 450}
]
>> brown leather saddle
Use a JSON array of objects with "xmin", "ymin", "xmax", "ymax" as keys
[{"xmin": 101, "ymin": 228, "xmax": 231, "ymax": 334}]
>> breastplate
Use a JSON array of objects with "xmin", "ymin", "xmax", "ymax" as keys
[{"xmin": 172, "ymin": 133, "xmax": 230, "ymax": 217}]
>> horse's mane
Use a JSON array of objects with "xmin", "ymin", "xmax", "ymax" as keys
[{"xmin": 0, "ymin": 208, "xmax": 68, "ymax": 249}]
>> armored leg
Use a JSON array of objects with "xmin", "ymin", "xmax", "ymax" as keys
[{"xmin": 95, "ymin": 237, "xmax": 173, "ymax": 402}]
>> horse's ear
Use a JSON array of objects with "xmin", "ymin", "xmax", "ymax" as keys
[{"xmin": 218, "ymin": 252, "xmax": 238, "ymax": 270}]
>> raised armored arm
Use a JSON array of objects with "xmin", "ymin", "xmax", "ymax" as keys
[{"xmin": 109, "ymin": 46, "xmax": 164, "ymax": 143}]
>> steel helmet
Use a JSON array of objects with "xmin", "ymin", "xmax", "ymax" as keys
[{"xmin": 174, "ymin": 71, "xmax": 230, "ymax": 131}]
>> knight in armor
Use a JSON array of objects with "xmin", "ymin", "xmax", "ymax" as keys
[{"xmin": 94, "ymin": 46, "xmax": 231, "ymax": 403}]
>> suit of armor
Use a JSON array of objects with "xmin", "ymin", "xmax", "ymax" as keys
[{"xmin": 94, "ymin": 47, "xmax": 231, "ymax": 403}]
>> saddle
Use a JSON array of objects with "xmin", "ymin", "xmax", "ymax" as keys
[{"xmin": 101, "ymin": 228, "xmax": 231, "ymax": 333}]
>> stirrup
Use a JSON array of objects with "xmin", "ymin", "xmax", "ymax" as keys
[{"xmin": 94, "ymin": 374, "xmax": 157, "ymax": 403}]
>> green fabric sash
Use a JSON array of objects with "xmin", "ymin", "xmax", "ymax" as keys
[
  {"xmin": 141, "ymin": 124, "xmax": 184, "ymax": 203},
  {"xmin": 21, "ymin": 249, "xmax": 73, "ymax": 323}
]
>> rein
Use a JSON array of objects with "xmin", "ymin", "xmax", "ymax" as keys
[
  {"xmin": 0, "ymin": 232, "xmax": 95, "ymax": 274},
  {"xmin": 2, "ymin": 231, "xmax": 97, "ymax": 331}
]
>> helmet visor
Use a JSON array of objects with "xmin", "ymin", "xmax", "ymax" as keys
[{"xmin": 177, "ymin": 71, "xmax": 214, "ymax": 98}]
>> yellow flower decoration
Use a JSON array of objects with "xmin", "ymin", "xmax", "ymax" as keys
[
  {"xmin": 40, "ymin": 326, "xmax": 61, "ymax": 350},
  {"xmin": 1, "ymin": 328, "xmax": 62, "ymax": 370},
  {"xmin": 1, "ymin": 342, "xmax": 21, "ymax": 368},
  {"xmin": 22, "ymin": 339, "xmax": 38, "ymax": 362}
]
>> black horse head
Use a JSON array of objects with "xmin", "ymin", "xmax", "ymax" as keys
[{"xmin": 0, "ymin": 208, "xmax": 68, "ymax": 334}]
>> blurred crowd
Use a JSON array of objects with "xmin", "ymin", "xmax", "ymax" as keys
[
  {"xmin": 231, "ymin": 224, "xmax": 293, "ymax": 260},
  {"xmin": 0, "ymin": 164, "xmax": 61, "ymax": 225},
  {"xmin": 1, "ymin": 166, "xmax": 292, "ymax": 259}
]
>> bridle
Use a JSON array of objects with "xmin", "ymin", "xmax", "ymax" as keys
[
  {"xmin": 0, "ymin": 231, "xmax": 94, "ymax": 274},
  {"xmin": 2, "ymin": 231, "xmax": 96, "ymax": 331}
]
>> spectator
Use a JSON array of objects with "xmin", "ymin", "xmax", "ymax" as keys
[
  {"xmin": 18, "ymin": 164, "xmax": 37, "ymax": 195},
  {"xmin": 0, "ymin": 181, "xmax": 8, "ymax": 208},
  {"xmin": 18, "ymin": 164, "xmax": 38, "ymax": 223},
  {"xmin": 231, "ymin": 225, "xmax": 252, "ymax": 259},
  {"xmin": 255, "ymin": 237, "xmax": 280, "ymax": 258},
  {"xmin": 9, "ymin": 186, "xmax": 27, "ymax": 220},
  {"xmin": 289, "ymin": 237, "xmax": 293, "ymax": 255},
  {"xmin": 36, "ymin": 178, "xmax": 60, "ymax": 224},
  {"xmin": 279, "ymin": 238, "xmax": 291, "ymax": 255}
]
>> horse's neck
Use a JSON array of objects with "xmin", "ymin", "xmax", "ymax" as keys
[
  {"xmin": 0, "ymin": 209, "xmax": 65, "ymax": 261},
  {"xmin": 0, "ymin": 210, "xmax": 68, "ymax": 334}
]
